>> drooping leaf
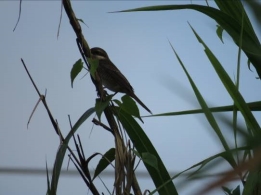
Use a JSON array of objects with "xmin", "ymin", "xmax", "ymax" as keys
[
  {"xmin": 70, "ymin": 59, "xmax": 83, "ymax": 88},
  {"xmin": 95, "ymin": 95, "xmax": 113, "ymax": 120},
  {"xmin": 93, "ymin": 148, "xmax": 115, "ymax": 180},
  {"xmin": 216, "ymin": 24, "xmax": 224, "ymax": 43}
]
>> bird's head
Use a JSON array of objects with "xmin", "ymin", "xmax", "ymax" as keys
[{"xmin": 90, "ymin": 47, "xmax": 109, "ymax": 60}]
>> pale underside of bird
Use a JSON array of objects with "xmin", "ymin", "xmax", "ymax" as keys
[{"xmin": 90, "ymin": 47, "xmax": 152, "ymax": 114}]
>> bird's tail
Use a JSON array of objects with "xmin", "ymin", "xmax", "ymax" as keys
[{"xmin": 130, "ymin": 93, "xmax": 152, "ymax": 114}]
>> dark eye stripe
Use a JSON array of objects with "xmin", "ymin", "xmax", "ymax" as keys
[
  {"xmin": 91, "ymin": 48, "xmax": 109, "ymax": 59},
  {"xmin": 93, "ymin": 50, "xmax": 106, "ymax": 57}
]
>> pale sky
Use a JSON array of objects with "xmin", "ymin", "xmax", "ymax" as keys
[{"xmin": 0, "ymin": 1, "xmax": 260, "ymax": 195}]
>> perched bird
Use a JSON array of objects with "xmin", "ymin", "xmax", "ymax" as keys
[{"xmin": 90, "ymin": 47, "xmax": 152, "ymax": 114}]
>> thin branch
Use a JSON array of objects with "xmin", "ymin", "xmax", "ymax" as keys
[
  {"xmin": 57, "ymin": 0, "xmax": 63, "ymax": 39},
  {"xmin": 92, "ymin": 118, "xmax": 114, "ymax": 135},
  {"xmin": 13, "ymin": 0, "xmax": 22, "ymax": 31},
  {"xmin": 21, "ymin": 58, "xmax": 59, "ymax": 135}
]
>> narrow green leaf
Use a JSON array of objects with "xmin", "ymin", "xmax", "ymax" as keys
[
  {"xmin": 151, "ymin": 101, "xmax": 261, "ymax": 117},
  {"xmin": 50, "ymin": 107, "xmax": 95, "ymax": 195},
  {"xmin": 115, "ymin": 4, "xmax": 261, "ymax": 78},
  {"xmin": 117, "ymin": 109, "xmax": 178, "ymax": 195},
  {"xmin": 243, "ymin": 171, "xmax": 259, "ymax": 195},
  {"xmin": 46, "ymin": 160, "xmax": 51, "ymax": 195},
  {"xmin": 150, "ymin": 146, "xmax": 249, "ymax": 195},
  {"xmin": 244, "ymin": 1, "xmax": 261, "ymax": 26},
  {"xmin": 70, "ymin": 59, "xmax": 83, "ymax": 88},
  {"xmin": 169, "ymin": 41, "xmax": 236, "ymax": 169},
  {"xmin": 189, "ymin": 25, "xmax": 261, "ymax": 137},
  {"xmin": 93, "ymin": 148, "xmax": 115, "ymax": 180},
  {"xmin": 214, "ymin": 0, "xmax": 258, "ymax": 42}
]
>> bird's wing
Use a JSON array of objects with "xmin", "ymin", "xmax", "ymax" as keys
[{"xmin": 99, "ymin": 59, "xmax": 134, "ymax": 92}]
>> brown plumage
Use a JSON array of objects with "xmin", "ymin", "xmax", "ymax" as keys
[{"xmin": 90, "ymin": 47, "xmax": 152, "ymax": 114}]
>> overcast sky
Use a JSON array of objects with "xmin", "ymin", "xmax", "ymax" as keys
[{"xmin": 1, "ymin": 1, "xmax": 260, "ymax": 195}]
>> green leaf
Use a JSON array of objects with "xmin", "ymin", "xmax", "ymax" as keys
[
  {"xmin": 214, "ymin": 0, "xmax": 256, "ymax": 40},
  {"xmin": 216, "ymin": 25, "xmax": 224, "ymax": 43},
  {"xmin": 151, "ymin": 101, "xmax": 261, "ymax": 117},
  {"xmin": 117, "ymin": 109, "xmax": 178, "ymax": 195},
  {"xmin": 93, "ymin": 148, "xmax": 115, "ymax": 180},
  {"xmin": 142, "ymin": 152, "xmax": 159, "ymax": 171},
  {"xmin": 121, "ymin": 95, "xmax": 140, "ymax": 116},
  {"xmin": 49, "ymin": 107, "xmax": 95, "ymax": 195},
  {"xmin": 113, "ymin": 95, "xmax": 143, "ymax": 122},
  {"xmin": 113, "ymin": 99, "xmax": 121, "ymax": 106},
  {"xmin": 70, "ymin": 59, "xmax": 83, "ymax": 88},
  {"xmin": 169, "ymin": 146, "xmax": 249, "ymax": 181},
  {"xmin": 189, "ymin": 24, "xmax": 261, "ymax": 137},
  {"xmin": 222, "ymin": 186, "xmax": 232, "ymax": 195},
  {"xmin": 243, "ymin": 171, "xmax": 261, "ymax": 195},
  {"xmin": 132, "ymin": 149, "xmax": 141, "ymax": 158},
  {"xmin": 46, "ymin": 160, "xmax": 51, "ymax": 195},
  {"xmin": 169, "ymin": 41, "xmax": 236, "ymax": 169},
  {"xmin": 247, "ymin": 59, "xmax": 252, "ymax": 72},
  {"xmin": 95, "ymin": 95, "xmax": 113, "ymax": 120},
  {"xmin": 115, "ymin": 3, "xmax": 261, "ymax": 78},
  {"xmin": 232, "ymin": 185, "xmax": 240, "ymax": 195}
]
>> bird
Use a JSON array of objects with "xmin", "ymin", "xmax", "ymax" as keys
[{"xmin": 90, "ymin": 47, "xmax": 152, "ymax": 114}]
